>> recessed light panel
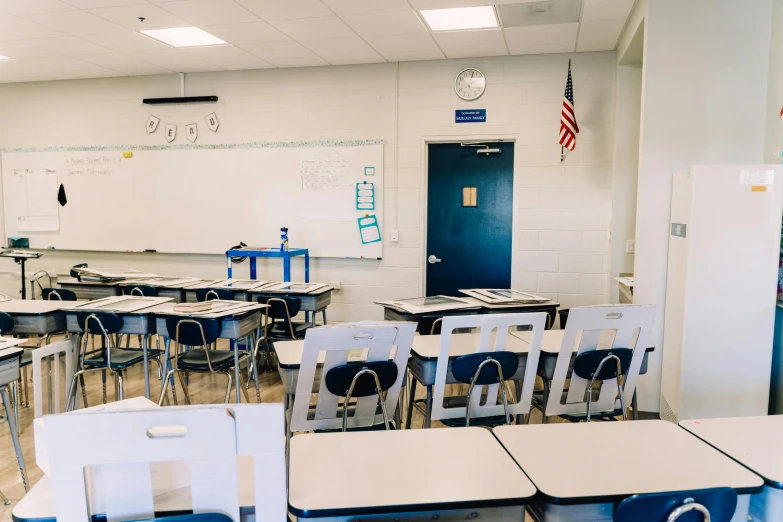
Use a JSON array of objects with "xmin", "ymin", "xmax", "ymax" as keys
[
  {"xmin": 420, "ymin": 6, "xmax": 498, "ymax": 32},
  {"xmin": 140, "ymin": 27, "xmax": 226, "ymax": 48}
]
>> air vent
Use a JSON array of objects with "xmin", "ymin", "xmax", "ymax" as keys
[{"xmin": 498, "ymin": 0, "xmax": 582, "ymax": 28}]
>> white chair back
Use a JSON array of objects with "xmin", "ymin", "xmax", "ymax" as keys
[
  {"xmin": 32, "ymin": 338, "xmax": 75, "ymax": 418},
  {"xmin": 42, "ymin": 403, "xmax": 285, "ymax": 522},
  {"xmin": 544, "ymin": 304, "xmax": 658, "ymax": 418},
  {"xmin": 290, "ymin": 321, "xmax": 416, "ymax": 432},
  {"xmin": 430, "ymin": 312, "xmax": 547, "ymax": 423}
]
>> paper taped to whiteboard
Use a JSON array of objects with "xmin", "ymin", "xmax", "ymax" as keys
[
  {"xmin": 358, "ymin": 215, "xmax": 381, "ymax": 244},
  {"xmin": 740, "ymin": 170, "xmax": 774, "ymax": 186},
  {"xmin": 13, "ymin": 169, "xmax": 59, "ymax": 232}
]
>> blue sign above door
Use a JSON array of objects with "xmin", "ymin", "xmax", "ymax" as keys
[{"xmin": 455, "ymin": 109, "xmax": 486, "ymax": 123}]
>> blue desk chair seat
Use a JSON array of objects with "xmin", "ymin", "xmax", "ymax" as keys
[
  {"xmin": 439, "ymin": 351, "xmax": 519, "ymax": 428},
  {"xmin": 66, "ymin": 312, "xmax": 163, "ymax": 410},
  {"xmin": 42, "ymin": 288, "xmax": 77, "ymax": 301},
  {"xmin": 614, "ymin": 487, "xmax": 737, "ymax": 522},
  {"xmin": 122, "ymin": 285, "xmax": 158, "ymax": 297},
  {"xmin": 323, "ymin": 360, "xmax": 399, "ymax": 432},
  {"xmin": 256, "ymin": 295, "xmax": 311, "ymax": 370},
  {"xmin": 158, "ymin": 317, "xmax": 252, "ymax": 405},
  {"xmin": 131, "ymin": 514, "xmax": 233, "ymax": 522},
  {"xmin": 196, "ymin": 288, "xmax": 233, "ymax": 302}
]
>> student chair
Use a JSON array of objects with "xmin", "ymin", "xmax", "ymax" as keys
[
  {"xmin": 532, "ymin": 304, "xmax": 658, "ymax": 423},
  {"xmin": 256, "ymin": 295, "xmax": 311, "ymax": 369},
  {"xmin": 425, "ymin": 313, "xmax": 546, "ymax": 429},
  {"xmin": 122, "ymin": 284, "xmax": 158, "ymax": 297},
  {"xmin": 288, "ymin": 322, "xmax": 416, "ymax": 449},
  {"xmin": 42, "ymin": 288, "xmax": 77, "ymax": 301},
  {"xmin": 130, "ymin": 515, "xmax": 232, "ymax": 522},
  {"xmin": 158, "ymin": 317, "xmax": 251, "ymax": 405},
  {"xmin": 614, "ymin": 487, "xmax": 737, "ymax": 522},
  {"xmin": 324, "ymin": 360, "xmax": 399, "ymax": 432},
  {"xmin": 196, "ymin": 288, "xmax": 232, "ymax": 302},
  {"xmin": 66, "ymin": 312, "xmax": 163, "ymax": 410}
]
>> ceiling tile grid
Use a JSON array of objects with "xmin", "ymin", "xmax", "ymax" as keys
[{"xmin": 0, "ymin": 0, "xmax": 635, "ymax": 83}]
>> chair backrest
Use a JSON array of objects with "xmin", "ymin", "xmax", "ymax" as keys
[
  {"xmin": 0, "ymin": 311, "xmax": 14, "ymax": 335},
  {"xmin": 324, "ymin": 361, "xmax": 399, "ymax": 397},
  {"xmin": 42, "ymin": 288, "xmax": 78, "ymax": 301},
  {"xmin": 572, "ymin": 348, "xmax": 634, "ymax": 381},
  {"xmin": 33, "ymin": 339, "xmax": 75, "ymax": 418},
  {"xmin": 123, "ymin": 285, "xmax": 158, "ymax": 297},
  {"xmin": 76, "ymin": 311, "xmax": 123, "ymax": 335},
  {"xmin": 614, "ymin": 487, "xmax": 737, "ymax": 522},
  {"xmin": 258, "ymin": 295, "xmax": 301, "ymax": 320},
  {"xmin": 166, "ymin": 317, "xmax": 220, "ymax": 346},
  {"xmin": 544, "ymin": 304, "xmax": 658, "ymax": 418},
  {"xmin": 42, "ymin": 403, "xmax": 286, "ymax": 522},
  {"xmin": 290, "ymin": 321, "xmax": 416, "ymax": 432},
  {"xmin": 451, "ymin": 351, "xmax": 519, "ymax": 385},
  {"xmin": 196, "ymin": 288, "xmax": 233, "ymax": 302},
  {"xmin": 430, "ymin": 312, "xmax": 547, "ymax": 423},
  {"xmin": 130, "ymin": 514, "xmax": 233, "ymax": 522}
]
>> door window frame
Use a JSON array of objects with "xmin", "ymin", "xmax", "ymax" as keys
[{"xmin": 419, "ymin": 135, "xmax": 519, "ymax": 296}]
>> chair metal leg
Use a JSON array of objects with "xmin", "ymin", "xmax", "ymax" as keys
[
  {"xmin": 12, "ymin": 381, "xmax": 19, "ymax": 432},
  {"xmin": 541, "ymin": 379, "xmax": 550, "ymax": 424},
  {"xmin": 0, "ymin": 488, "xmax": 10, "ymax": 505},
  {"xmin": 79, "ymin": 373, "xmax": 88, "ymax": 409},
  {"xmin": 22, "ymin": 366, "xmax": 28, "ymax": 408},
  {"xmin": 223, "ymin": 372, "xmax": 233, "ymax": 404},
  {"xmin": 176, "ymin": 371, "xmax": 191, "ymax": 405},
  {"xmin": 117, "ymin": 371, "xmax": 125, "ymax": 401},
  {"xmin": 405, "ymin": 374, "xmax": 417, "ymax": 429},
  {"xmin": 424, "ymin": 385, "xmax": 433, "ymax": 429},
  {"xmin": 632, "ymin": 390, "xmax": 639, "ymax": 420},
  {"xmin": 158, "ymin": 369, "xmax": 177, "ymax": 406},
  {"xmin": 102, "ymin": 369, "xmax": 107, "ymax": 404},
  {"xmin": 238, "ymin": 367, "xmax": 250, "ymax": 404},
  {"xmin": 1, "ymin": 386, "xmax": 28, "ymax": 492}
]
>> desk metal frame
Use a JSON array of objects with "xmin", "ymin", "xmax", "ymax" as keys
[{"xmin": 226, "ymin": 247, "xmax": 309, "ymax": 283}]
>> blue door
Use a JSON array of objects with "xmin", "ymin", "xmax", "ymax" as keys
[{"xmin": 426, "ymin": 142, "xmax": 514, "ymax": 296}]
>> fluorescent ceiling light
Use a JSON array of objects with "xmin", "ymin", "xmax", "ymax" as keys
[
  {"xmin": 0, "ymin": 55, "xmax": 10, "ymax": 60},
  {"xmin": 140, "ymin": 27, "xmax": 226, "ymax": 48},
  {"xmin": 420, "ymin": 6, "xmax": 498, "ymax": 31}
]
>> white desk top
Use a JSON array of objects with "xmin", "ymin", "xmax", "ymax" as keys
[
  {"xmin": 120, "ymin": 276, "xmax": 203, "ymax": 289},
  {"xmin": 0, "ymin": 300, "xmax": 72, "ymax": 315},
  {"xmin": 680, "ymin": 415, "xmax": 783, "ymax": 488},
  {"xmin": 289, "ymin": 428, "xmax": 535, "ymax": 517},
  {"xmin": 153, "ymin": 301, "xmax": 266, "ymax": 319},
  {"xmin": 493, "ymin": 420, "xmax": 763, "ymax": 505},
  {"xmin": 63, "ymin": 295, "xmax": 173, "ymax": 313}
]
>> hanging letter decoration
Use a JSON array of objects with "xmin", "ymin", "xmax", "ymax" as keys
[
  {"xmin": 186, "ymin": 123, "xmax": 198, "ymax": 143},
  {"xmin": 165, "ymin": 124, "xmax": 177, "ymax": 143},
  {"xmin": 205, "ymin": 112, "xmax": 219, "ymax": 132},
  {"xmin": 145, "ymin": 110, "xmax": 219, "ymax": 143},
  {"xmin": 146, "ymin": 115, "xmax": 160, "ymax": 133}
]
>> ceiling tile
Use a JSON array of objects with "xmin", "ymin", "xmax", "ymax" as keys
[
  {"xmin": 78, "ymin": 51, "xmax": 173, "ymax": 74},
  {"xmin": 0, "ymin": 71, "xmax": 77, "ymax": 83},
  {"xmin": 235, "ymin": 0, "xmax": 332, "ymax": 21},
  {"xmin": 342, "ymin": 11, "xmax": 427, "ymax": 37},
  {"xmin": 82, "ymin": 31, "xmax": 171, "ymax": 51},
  {"xmin": 128, "ymin": 49, "xmax": 224, "ymax": 71},
  {"xmin": 322, "ymin": 0, "xmax": 412, "ymax": 16},
  {"xmin": 240, "ymin": 40, "xmax": 317, "ymax": 60},
  {"xmin": 581, "ymin": 0, "xmax": 635, "ymax": 22},
  {"xmin": 0, "ymin": 0, "xmax": 74, "ymax": 15},
  {"xmin": 576, "ymin": 19, "xmax": 625, "ymax": 51},
  {"xmin": 408, "ymin": 0, "xmax": 493, "ymax": 9},
  {"xmin": 0, "ymin": 40, "xmax": 61, "ymax": 59},
  {"xmin": 380, "ymin": 49, "xmax": 444, "ymax": 62},
  {"xmin": 28, "ymin": 10, "xmax": 126, "ymax": 34},
  {"xmin": 363, "ymin": 32, "xmax": 439, "ymax": 53},
  {"xmin": 32, "ymin": 36, "xmax": 114, "ymax": 55},
  {"xmin": 300, "ymin": 36, "xmax": 384, "ymax": 65},
  {"xmin": 431, "ymin": 29, "xmax": 507, "ymax": 59},
  {"xmin": 504, "ymin": 22, "xmax": 576, "ymax": 54},
  {"xmin": 183, "ymin": 44, "xmax": 274, "ymax": 69},
  {"xmin": 201, "ymin": 21, "xmax": 290, "ymax": 44},
  {"xmin": 64, "ymin": 0, "xmax": 148, "ymax": 7},
  {"xmin": 87, "ymin": 4, "xmax": 191, "ymax": 30},
  {"xmin": 156, "ymin": 0, "xmax": 259, "ymax": 25},
  {"xmin": 0, "ymin": 16, "xmax": 65, "ymax": 40},
  {"xmin": 264, "ymin": 55, "xmax": 328, "ymax": 67},
  {"xmin": 65, "ymin": 66, "xmax": 127, "ymax": 78},
  {"xmin": 0, "ymin": 55, "xmax": 97, "ymax": 73},
  {"xmin": 270, "ymin": 17, "xmax": 355, "ymax": 40}
]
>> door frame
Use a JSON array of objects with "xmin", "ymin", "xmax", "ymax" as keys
[{"xmin": 419, "ymin": 134, "xmax": 519, "ymax": 295}]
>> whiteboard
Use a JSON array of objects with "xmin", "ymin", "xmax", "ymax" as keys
[{"xmin": 0, "ymin": 143, "xmax": 384, "ymax": 258}]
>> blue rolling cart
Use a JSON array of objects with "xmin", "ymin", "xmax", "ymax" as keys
[{"xmin": 225, "ymin": 247, "xmax": 309, "ymax": 283}]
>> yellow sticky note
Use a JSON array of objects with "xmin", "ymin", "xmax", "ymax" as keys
[
  {"xmin": 123, "ymin": 152, "xmax": 133, "ymax": 158},
  {"xmin": 752, "ymin": 185, "xmax": 767, "ymax": 192}
]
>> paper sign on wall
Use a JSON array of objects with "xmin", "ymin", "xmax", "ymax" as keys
[
  {"xmin": 356, "ymin": 181, "xmax": 374, "ymax": 210},
  {"xmin": 740, "ymin": 170, "xmax": 774, "ymax": 185},
  {"xmin": 358, "ymin": 215, "xmax": 381, "ymax": 244}
]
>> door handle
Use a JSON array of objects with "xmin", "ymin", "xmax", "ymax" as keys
[{"xmin": 428, "ymin": 255, "xmax": 442, "ymax": 264}]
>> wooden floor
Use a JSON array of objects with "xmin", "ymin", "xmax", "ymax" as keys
[{"xmin": 0, "ymin": 335, "xmax": 622, "ymax": 521}]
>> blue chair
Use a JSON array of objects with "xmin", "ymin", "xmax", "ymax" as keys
[
  {"xmin": 614, "ymin": 487, "xmax": 737, "ymax": 522},
  {"xmin": 324, "ymin": 361, "xmax": 399, "ymax": 431},
  {"xmin": 122, "ymin": 284, "xmax": 158, "ymax": 297},
  {"xmin": 66, "ymin": 312, "xmax": 163, "ymax": 410},
  {"xmin": 572, "ymin": 348, "xmax": 633, "ymax": 422},
  {"xmin": 158, "ymin": 317, "xmax": 251, "ymax": 405},
  {"xmin": 42, "ymin": 288, "xmax": 77, "ymax": 301},
  {"xmin": 196, "ymin": 287, "xmax": 232, "ymax": 302},
  {"xmin": 256, "ymin": 295, "xmax": 311, "ymax": 370},
  {"xmin": 131, "ymin": 515, "xmax": 233, "ymax": 522}
]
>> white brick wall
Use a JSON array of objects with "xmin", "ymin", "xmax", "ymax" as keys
[{"xmin": 0, "ymin": 51, "xmax": 616, "ymax": 317}]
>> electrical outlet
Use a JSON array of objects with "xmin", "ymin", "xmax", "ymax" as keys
[
  {"xmin": 390, "ymin": 229, "xmax": 399, "ymax": 243},
  {"xmin": 626, "ymin": 240, "xmax": 636, "ymax": 254},
  {"xmin": 330, "ymin": 280, "xmax": 342, "ymax": 291}
]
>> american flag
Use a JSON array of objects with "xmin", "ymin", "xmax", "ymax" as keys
[{"xmin": 559, "ymin": 62, "xmax": 579, "ymax": 152}]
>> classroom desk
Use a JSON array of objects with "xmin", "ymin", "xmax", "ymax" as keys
[
  {"xmin": 249, "ymin": 285, "xmax": 332, "ymax": 327},
  {"xmin": 680, "ymin": 416, "xmax": 783, "ymax": 521},
  {"xmin": 289, "ymin": 428, "xmax": 535, "ymax": 521},
  {"xmin": 381, "ymin": 300, "xmax": 560, "ymax": 334},
  {"xmin": 153, "ymin": 302, "xmax": 266, "ymax": 404},
  {"xmin": 55, "ymin": 278, "xmax": 121, "ymax": 300},
  {"xmin": 119, "ymin": 277, "xmax": 204, "ymax": 303},
  {"xmin": 0, "ymin": 344, "xmax": 27, "ymax": 494},
  {"xmin": 493, "ymin": 420, "xmax": 764, "ymax": 522},
  {"xmin": 183, "ymin": 279, "xmax": 271, "ymax": 302},
  {"xmin": 62, "ymin": 296, "xmax": 174, "ymax": 400}
]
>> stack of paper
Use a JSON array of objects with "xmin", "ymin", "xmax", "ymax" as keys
[{"xmin": 460, "ymin": 289, "xmax": 550, "ymax": 305}]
